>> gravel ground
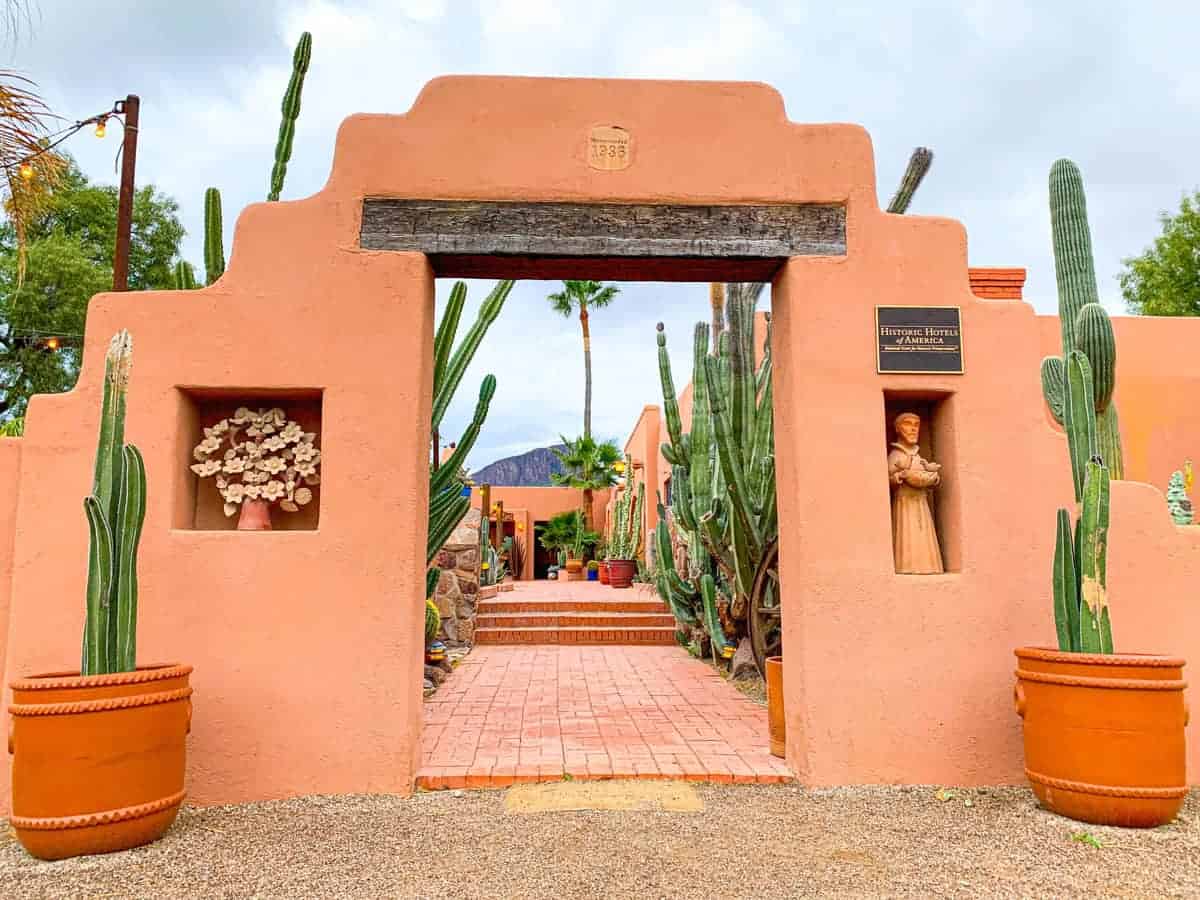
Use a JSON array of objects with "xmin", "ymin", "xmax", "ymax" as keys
[{"xmin": 2, "ymin": 784, "xmax": 1197, "ymax": 899}]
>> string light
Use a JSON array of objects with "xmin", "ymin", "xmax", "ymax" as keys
[
  {"xmin": 44, "ymin": 337, "xmax": 60, "ymax": 351},
  {"xmin": 6, "ymin": 101, "xmax": 124, "ymax": 181}
]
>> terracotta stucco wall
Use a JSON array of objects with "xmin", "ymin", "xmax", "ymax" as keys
[
  {"xmin": 2, "ymin": 124, "xmax": 435, "ymax": 809},
  {"xmin": 622, "ymin": 405, "xmax": 662, "ymax": 551},
  {"xmin": 0, "ymin": 439, "xmax": 21, "ymax": 703},
  {"xmin": 3, "ymin": 76, "xmax": 1199, "ymax": 812},
  {"xmin": 1038, "ymin": 315, "xmax": 1200, "ymax": 492},
  {"xmin": 470, "ymin": 486, "xmax": 612, "ymax": 579}
]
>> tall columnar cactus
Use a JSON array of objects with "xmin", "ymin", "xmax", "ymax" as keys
[
  {"xmin": 172, "ymin": 261, "xmax": 198, "ymax": 291},
  {"xmin": 886, "ymin": 147, "xmax": 934, "ymax": 214},
  {"xmin": 268, "ymin": 32, "xmax": 312, "ymax": 202},
  {"xmin": 203, "ymin": 187, "xmax": 225, "ymax": 286},
  {"xmin": 1052, "ymin": 351, "xmax": 1113, "ymax": 654},
  {"xmin": 82, "ymin": 332, "xmax": 147, "ymax": 676},
  {"xmin": 1041, "ymin": 160, "xmax": 1124, "ymax": 478},
  {"xmin": 425, "ymin": 281, "xmax": 513, "ymax": 596},
  {"xmin": 608, "ymin": 469, "xmax": 643, "ymax": 560},
  {"xmin": 653, "ymin": 284, "xmax": 777, "ymax": 662}
]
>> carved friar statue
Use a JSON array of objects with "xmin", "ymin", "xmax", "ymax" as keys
[{"xmin": 887, "ymin": 412, "xmax": 945, "ymax": 574}]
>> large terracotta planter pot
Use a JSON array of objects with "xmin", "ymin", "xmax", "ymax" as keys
[
  {"xmin": 1014, "ymin": 647, "xmax": 1188, "ymax": 828},
  {"xmin": 765, "ymin": 656, "xmax": 786, "ymax": 758},
  {"xmin": 565, "ymin": 559, "xmax": 585, "ymax": 582},
  {"xmin": 599, "ymin": 562, "xmax": 610, "ymax": 585},
  {"xmin": 608, "ymin": 559, "xmax": 636, "ymax": 589},
  {"xmin": 8, "ymin": 664, "xmax": 193, "ymax": 860}
]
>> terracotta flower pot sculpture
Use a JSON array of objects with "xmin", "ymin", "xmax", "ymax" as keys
[
  {"xmin": 191, "ymin": 406, "xmax": 321, "ymax": 530},
  {"xmin": 8, "ymin": 332, "xmax": 192, "ymax": 860}
]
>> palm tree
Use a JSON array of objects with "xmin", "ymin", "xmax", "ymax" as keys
[
  {"xmin": 552, "ymin": 433, "xmax": 621, "ymax": 530},
  {"xmin": 546, "ymin": 280, "xmax": 619, "ymax": 438},
  {"xmin": 1, "ymin": 69, "xmax": 65, "ymax": 284}
]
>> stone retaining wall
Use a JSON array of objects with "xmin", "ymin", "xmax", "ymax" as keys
[{"xmin": 432, "ymin": 507, "xmax": 481, "ymax": 645}]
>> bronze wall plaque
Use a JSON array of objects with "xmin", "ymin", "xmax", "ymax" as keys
[
  {"xmin": 876, "ymin": 306, "xmax": 963, "ymax": 373},
  {"xmin": 588, "ymin": 125, "xmax": 631, "ymax": 171}
]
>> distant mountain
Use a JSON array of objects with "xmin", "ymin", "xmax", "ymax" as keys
[{"xmin": 471, "ymin": 445, "xmax": 565, "ymax": 487}]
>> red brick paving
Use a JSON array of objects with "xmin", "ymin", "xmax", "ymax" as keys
[{"xmin": 418, "ymin": 644, "xmax": 793, "ymax": 789}]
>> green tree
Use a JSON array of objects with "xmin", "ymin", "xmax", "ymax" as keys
[
  {"xmin": 1120, "ymin": 189, "xmax": 1200, "ymax": 316},
  {"xmin": 1, "ymin": 159, "xmax": 186, "ymax": 416},
  {"xmin": 551, "ymin": 433, "xmax": 621, "ymax": 530},
  {"xmin": 546, "ymin": 280, "xmax": 619, "ymax": 438}
]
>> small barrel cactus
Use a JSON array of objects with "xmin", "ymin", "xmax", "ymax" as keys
[{"xmin": 424, "ymin": 598, "xmax": 441, "ymax": 644}]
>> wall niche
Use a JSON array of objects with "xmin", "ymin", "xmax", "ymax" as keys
[
  {"xmin": 882, "ymin": 390, "xmax": 961, "ymax": 574},
  {"xmin": 175, "ymin": 387, "xmax": 323, "ymax": 531}
]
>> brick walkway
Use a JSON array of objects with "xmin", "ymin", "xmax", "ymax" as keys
[{"xmin": 418, "ymin": 643, "xmax": 792, "ymax": 789}]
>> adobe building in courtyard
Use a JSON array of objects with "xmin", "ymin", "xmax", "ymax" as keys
[{"xmin": 2, "ymin": 76, "xmax": 1199, "ymax": 811}]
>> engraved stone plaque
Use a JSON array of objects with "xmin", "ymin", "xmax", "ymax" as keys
[{"xmin": 589, "ymin": 125, "xmax": 631, "ymax": 171}]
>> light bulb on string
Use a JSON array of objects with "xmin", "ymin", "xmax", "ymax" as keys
[
  {"xmin": 18, "ymin": 162, "xmax": 34, "ymax": 180},
  {"xmin": 94, "ymin": 119, "xmax": 107, "ymax": 139},
  {"xmin": 45, "ymin": 337, "xmax": 60, "ymax": 351}
]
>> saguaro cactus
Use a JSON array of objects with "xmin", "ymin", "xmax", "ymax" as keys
[
  {"xmin": 1041, "ymin": 159, "xmax": 1124, "ymax": 478},
  {"xmin": 1052, "ymin": 351, "xmax": 1113, "ymax": 654},
  {"xmin": 203, "ymin": 188, "xmax": 225, "ymax": 286},
  {"xmin": 82, "ymin": 332, "xmax": 147, "ymax": 676},
  {"xmin": 268, "ymin": 32, "xmax": 312, "ymax": 202}
]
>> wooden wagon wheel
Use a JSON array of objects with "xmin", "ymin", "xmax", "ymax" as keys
[{"xmin": 748, "ymin": 537, "xmax": 781, "ymax": 676}]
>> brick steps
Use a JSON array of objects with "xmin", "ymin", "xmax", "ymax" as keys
[
  {"xmin": 475, "ymin": 625, "xmax": 677, "ymax": 645},
  {"xmin": 477, "ymin": 612, "xmax": 676, "ymax": 629},
  {"xmin": 478, "ymin": 599, "xmax": 668, "ymax": 614}
]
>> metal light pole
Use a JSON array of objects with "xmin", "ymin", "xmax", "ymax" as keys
[{"xmin": 111, "ymin": 94, "xmax": 140, "ymax": 291}]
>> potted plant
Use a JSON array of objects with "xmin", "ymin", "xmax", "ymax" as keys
[
  {"xmin": 190, "ymin": 406, "xmax": 321, "ymax": 529},
  {"xmin": 8, "ymin": 332, "xmax": 193, "ymax": 860},
  {"xmin": 606, "ymin": 469, "xmax": 644, "ymax": 589},
  {"xmin": 586, "ymin": 560, "xmax": 600, "ymax": 581},
  {"xmin": 1015, "ymin": 351, "xmax": 1187, "ymax": 827},
  {"xmin": 1015, "ymin": 162, "xmax": 1187, "ymax": 829},
  {"xmin": 541, "ymin": 511, "xmax": 594, "ymax": 582}
]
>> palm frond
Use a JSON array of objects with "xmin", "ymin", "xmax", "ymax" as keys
[{"xmin": 1, "ymin": 72, "xmax": 65, "ymax": 285}]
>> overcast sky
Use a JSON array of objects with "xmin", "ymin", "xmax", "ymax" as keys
[{"xmin": 9, "ymin": 1, "xmax": 1199, "ymax": 470}]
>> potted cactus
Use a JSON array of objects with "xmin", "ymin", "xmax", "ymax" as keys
[
  {"xmin": 1015, "ymin": 161, "xmax": 1187, "ymax": 828},
  {"xmin": 607, "ymin": 468, "xmax": 643, "ymax": 589},
  {"xmin": 8, "ymin": 332, "xmax": 192, "ymax": 860}
]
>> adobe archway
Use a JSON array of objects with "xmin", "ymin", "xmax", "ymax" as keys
[{"xmin": 4, "ymin": 76, "xmax": 1199, "ymax": 810}]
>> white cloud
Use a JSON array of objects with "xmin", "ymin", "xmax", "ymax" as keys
[{"xmin": 9, "ymin": 0, "xmax": 1200, "ymax": 468}]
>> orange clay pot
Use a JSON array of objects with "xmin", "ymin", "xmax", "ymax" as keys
[
  {"xmin": 564, "ymin": 559, "xmax": 584, "ymax": 582},
  {"xmin": 608, "ymin": 559, "xmax": 636, "ymax": 589},
  {"xmin": 766, "ymin": 656, "xmax": 786, "ymax": 758},
  {"xmin": 8, "ymin": 664, "xmax": 193, "ymax": 860},
  {"xmin": 599, "ymin": 562, "xmax": 611, "ymax": 585},
  {"xmin": 1014, "ymin": 647, "xmax": 1188, "ymax": 828}
]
